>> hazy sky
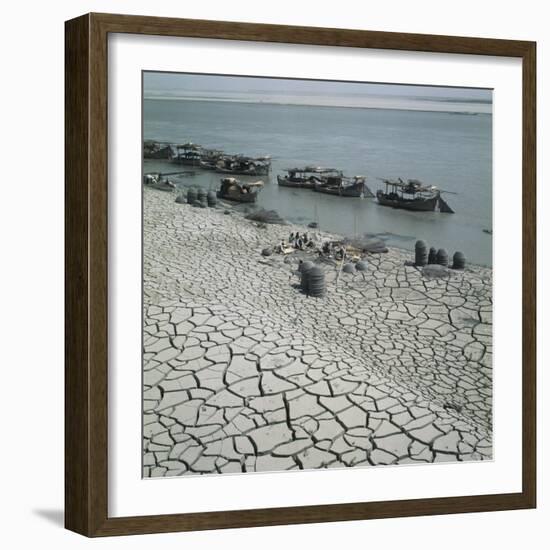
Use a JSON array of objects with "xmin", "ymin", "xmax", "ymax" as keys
[{"xmin": 143, "ymin": 72, "xmax": 492, "ymax": 113}]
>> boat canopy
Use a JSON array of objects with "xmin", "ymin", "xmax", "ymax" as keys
[
  {"xmin": 176, "ymin": 142, "xmax": 202, "ymax": 150},
  {"xmin": 381, "ymin": 178, "xmax": 439, "ymax": 195},
  {"xmin": 284, "ymin": 166, "xmax": 341, "ymax": 174}
]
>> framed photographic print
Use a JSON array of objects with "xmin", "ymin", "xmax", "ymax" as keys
[{"xmin": 65, "ymin": 13, "xmax": 536, "ymax": 537}]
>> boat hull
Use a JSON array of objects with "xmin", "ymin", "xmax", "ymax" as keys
[
  {"xmin": 174, "ymin": 158, "xmax": 202, "ymax": 166},
  {"xmin": 144, "ymin": 146, "xmax": 172, "ymax": 160},
  {"xmin": 376, "ymin": 192, "xmax": 439, "ymax": 211},
  {"xmin": 145, "ymin": 183, "xmax": 175, "ymax": 192},
  {"xmin": 216, "ymin": 190, "xmax": 258, "ymax": 203},
  {"xmin": 276, "ymin": 175, "xmax": 316, "ymax": 189},
  {"xmin": 199, "ymin": 161, "xmax": 218, "ymax": 170},
  {"xmin": 216, "ymin": 167, "xmax": 269, "ymax": 176},
  {"xmin": 314, "ymin": 181, "xmax": 372, "ymax": 198}
]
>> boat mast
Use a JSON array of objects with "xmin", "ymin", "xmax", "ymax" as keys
[{"xmin": 314, "ymin": 202, "xmax": 319, "ymax": 229}]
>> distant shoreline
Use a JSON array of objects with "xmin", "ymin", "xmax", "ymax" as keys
[{"xmin": 143, "ymin": 95, "xmax": 492, "ymax": 116}]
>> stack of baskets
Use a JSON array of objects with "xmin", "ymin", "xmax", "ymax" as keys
[
  {"xmin": 415, "ymin": 240, "xmax": 428, "ymax": 266},
  {"xmin": 299, "ymin": 261, "xmax": 315, "ymax": 292},
  {"xmin": 452, "ymin": 251, "xmax": 466, "ymax": 269},
  {"xmin": 306, "ymin": 266, "xmax": 326, "ymax": 297},
  {"xmin": 207, "ymin": 190, "xmax": 217, "ymax": 207},
  {"xmin": 186, "ymin": 187, "xmax": 197, "ymax": 205},
  {"xmin": 436, "ymin": 248, "xmax": 449, "ymax": 267}
]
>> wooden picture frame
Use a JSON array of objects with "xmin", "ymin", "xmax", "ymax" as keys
[{"xmin": 65, "ymin": 12, "xmax": 536, "ymax": 537}]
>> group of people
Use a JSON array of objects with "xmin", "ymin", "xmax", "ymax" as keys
[
  {"xmin": 289, "ymin": 232, "xmax": 314, "ymax": 250},
  {"xmin": 320, "ymin": 240, "xmax": 346, "ymax": 260},
  {"xmin": 274, "ymin": 231, "xmax": 350, "ymax": 261},
  {"xmin": 275, "ymin": 232, "xmax": 316, "ymax": 254}
]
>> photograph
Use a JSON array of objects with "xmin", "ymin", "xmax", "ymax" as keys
[{"xmin": 141, "ymin": 71, "xmax": 493, "ymax": 478}]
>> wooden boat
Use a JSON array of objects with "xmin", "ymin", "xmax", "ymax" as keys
[
  {"xmin": 173, "ymin": 143, "xmax": 202, "ymax": 166},
  {"xmin": 277, "ymin": 167, "xmax": 341, "ymax": 189},
  {"xmin": 314, "ymin": 175, "xmax": 373, "ymax": 198},
  {"xmin": 143, "ymin": 140, "xmax": 173, "ymax": 159},
  {"xmin": 216, "ymin": 177, "xmax": 264, "ymax": 203},
  {"xmin": 215, "ymin": 155, "xmax": 271, "ymax": 176},
  {"xmin": 143, "ymin": 174, "xmax": 176, "ymax": 192},
  {"xmin": 376, "ymin": 178, "xmax": 454, "ymax": 212},
  {"xmin": 199, "ymin": 148, "xmax": 225, "ymax": 170}
]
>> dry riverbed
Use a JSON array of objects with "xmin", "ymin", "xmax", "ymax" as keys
[{"xmin": 143, "ymin": 186, "xmax": 493, "ymax": 477}]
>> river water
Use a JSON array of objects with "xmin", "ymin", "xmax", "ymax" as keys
[{"xmin": 143, "ymin": 97, "xmax": 492, "ymax": 266}]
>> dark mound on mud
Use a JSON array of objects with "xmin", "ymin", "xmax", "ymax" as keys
[{"xmin": 245, "ymin": 208, "xmax": 287, "ymax": 225}]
